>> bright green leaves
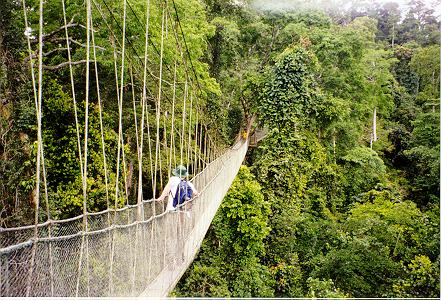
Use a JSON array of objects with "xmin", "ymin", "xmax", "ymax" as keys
[
  {"xmin": 340, "ymin": 146, "xmax": 386, "ymax": 197},
  {"xmin": 175, "ymin": 165, "xmax": 273, "ymax": 297},
  {"xmin": 230, "ymin": 259, "xmax": 275, "ymax": 297},
  {"xmin": 308, "ymin": 194, "xmax": 439, "ymax": 297},
  {"xmin": 270, "ymin": 254, "xmax": 303, "ymax": 297},
  {"xmin": 306, "ymin": 277, "xmax": 348, "ymax": 298},
  {"xmin": 174, "ymin": 264, "xmax": 231, "ymax": 297},
  {"xmin": 259, "ymin": 45, "xmax": 318, "ymax": 129},
  {"xmin": 393, "ymin": 255, "xmax": 440, "ymax": 298},
  {"xmin": 215, "ymin": 165, "xmax": 271, "ymax": 257},
  {"xmin": 311, "ymin": 235, "xmax": 401, "ymax": 297},
  {"xmin": 346, "ymin": 196, "xmax": 425, "ymax": 260},
  {"xmin": 410, "ymin": 45, "xmax": 440, "ymax": 102},
  {"xmin": 403, "ymin": 112, "xmax": 440, "ymax": 204}
]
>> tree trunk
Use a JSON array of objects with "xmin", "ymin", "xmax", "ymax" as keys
[
  {"xmin": 332, "ymin": 128, "xmax": 336, "ymax": 163},
  {"xmin": 373, "ymin": 107, "xmax": 377, "ymax": 142},
  {"xmin": 391, "ymin": 23, "xmax": 395, "ymax": 49}
]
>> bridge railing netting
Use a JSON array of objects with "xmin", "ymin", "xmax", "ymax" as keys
[{"xmin": 0, "ymin": 140, "xmax": 248, "ymax": 297}]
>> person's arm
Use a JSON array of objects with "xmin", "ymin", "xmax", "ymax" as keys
[
  {"xmin": 189, "ymin": 182, "xmax": 199, "ymax": 197},
  {"xmin": 157, "ymin": 181, "xmax": 171, "ymax": 201}
]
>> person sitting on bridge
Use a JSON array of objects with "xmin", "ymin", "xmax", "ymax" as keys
[{"xmin": 156, "ymin": 165, "xmax": 199, "ymax": 212}]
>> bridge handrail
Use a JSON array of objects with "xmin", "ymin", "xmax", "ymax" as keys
[{"xmin": 0, "ymin": 140, "xmax": 243, "ymax": 250}]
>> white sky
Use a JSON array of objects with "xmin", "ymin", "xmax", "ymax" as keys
[{"xmin": 250, "ymin": 0, "xmax": 441, "ymax": 18}]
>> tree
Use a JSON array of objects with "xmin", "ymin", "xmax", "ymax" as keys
[
  {"xmin": 175, "ymin": 166, "xmax": 274, "ymax": 297},
  {"xmin": 404, "ymin": 112, "xmax": 440, "ymax": 206},
  {"xmin": 410, "ymin": 45, "xmax": 440, "ymax": 107},
  {"xmin": 393, "ymin": 255, "xmax": 440, "ymax": 298},
  {"xmin": 259, "ymin": 45, "xmax": 319, "ymax": 130}
]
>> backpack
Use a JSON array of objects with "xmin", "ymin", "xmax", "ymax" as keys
[{"xmin": 173, "ymin": 179, "xmax": 193, "ymax": 208}]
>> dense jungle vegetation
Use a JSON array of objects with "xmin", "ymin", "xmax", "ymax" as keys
[
  {"xmin": 173, "ymin": 0, "xmax": 440, "ymax": 298},
  {"xmin": 0, "ymin": 0, "xmax": 439, "ymax": 297}
]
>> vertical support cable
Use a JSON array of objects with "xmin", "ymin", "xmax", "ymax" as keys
[
  {"xmin": 153, "ymin": 3, "xmax": 166, "ymax": 199},
  {"xmin": 186, "ymin": 92, "xmax": 193, "ymax": 173},
  {"xmin": 180, "ymin": 80, "xmax": 188, "ymax": 166},
  {"xmin": 198, "ymin": 114, "xmax": 203, "ymax": 171},
  {"xmin": 138, "ymin": 0, "xmax": 151, "ymax": 220},
  {"xmin": 203, "ymin": 126, "xmax": 208, "ymax": 166},
  {"xmin": 23, "ymin": 0, "xmax": 52, "ymax": 295},
  {"xmin": 22, "ymin": 0, "xmax": 42, "ymax": 295},
  {"xmin": 75, "ymin": 0, "xmax": 92, "ymax": 295},
  {"xmin": 115, "ymin": 0, "xmax": 127, "ymax": 210},
  {"xmin": 108, "ymin": 39, "xmax": 120, "ymax": 296},
  {"xmin": 169, "ymin": 60, "xmax": 177, "ymax": 173},
  {"xmin": 193, "ymin": 110, "xmax": 198, "ymax": 174},
  {"xmin": 89, "ymin": 12, "xmax": 113, "ymax": 295},
  {"xmin": 91, "ymin": 13, "xmax": 110, "ymax": 210}
]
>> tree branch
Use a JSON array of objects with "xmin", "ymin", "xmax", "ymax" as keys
[
  {"xmin": 43, "ymin": 60, "xmax": 92, "ymax": 70},
  {"xmin": 24, "ymin": 47, "xmax": 69, "ymax": 62},
  {"xmin": 31, "ymin": 15, "xmax": 97, "ymax": 44},
  {"xmin": 50, "ymin": 37, "xmax": 106, "ymax": 51}
]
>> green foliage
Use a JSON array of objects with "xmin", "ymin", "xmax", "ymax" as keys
[
  {"xmin": 404, "ymin": 112, "xmax": 440, "ymax": 205},
  {"xmin": 174, "ymin": 264, "xmax": 231, "ymax": 297},
  {"xmin": 2, "ymin": 0, "xmax": 440, "ymax": 297},
  {"xmin": 346, "ymin": 196, "xmax": 427, "ymax": 261},
  {"xmin": 217, "ymin": 165, "xmax": 271, "ymax": 257},
  {"xmin": 175, "ymin": 166, "xmax": 273, "ymax": 297},
  {"xmin": 392, "ymin": 46, "xmax": 419, "ymax": 95},
  {"xmin": 230, "ymin": 258, "xmax": 275, "ymax": 297},
  {"xmin": 306, "ymin": 277, "xmax": 348, "ymax": 298},
  {"xmin": 311, "ymin": 237, "xmax": 400, "ymax": 297},
  {"xmin": 270, "ymin": 254, "xmax": 303, "ymax": 297},
  {"xmin": 393, "ymin": 255, "xmax": 440, "ymax": 298},
  {"xmin": 340, "ymin": 146, "xmax": 386, "ymax": 198},
  {"xmin": 259, "ymin": 45, "xmax": 319, "ymax": 129},
  {"xmin": 410, "ymin": 45, "xmax": 440, "ymax": 102}
]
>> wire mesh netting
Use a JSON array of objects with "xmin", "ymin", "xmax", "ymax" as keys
[{"xmin": 0, "ymin": 140, "xmax": 248, "ymax": 297}]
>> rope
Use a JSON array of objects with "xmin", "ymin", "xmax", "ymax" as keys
[
  {"xmin": 62, "ymin": 0, "xmax": 85, "ymax": 199},
  {"xmin": 90, "ymin": 6, "xmax": 110, "ymax": 219},
  {"xmin": 186, "ymin": 93, "xmax": 193, "ymax": 173},
  {"xmin": 114, "ymin": 0, "xmax": 127, "ymax": 207},
  {"xmin": 194, "ymin": 111, "xmax": 199, "ymax": 174},
  {"xmin": 198, "ymin": 115, "xmax": 204, "ymax": 170},
  {"xmin": 130, "ymin": 66, "xmax": 141, "ymax": 203},
  {"xmin": 137, "ymin": 0, "xmax": 151, "ymax": 217},
  {"xmin": 139, "ymin": 0, "xmax": 155, "ymax": 198},
  {"xmin": 180, "ymin": 79, "xmax": 187, "ymax": 167},
  {"xmin": 170, "ymin": 0, "xmax": 202, "ymax": 94},
  {"xmin": 24, "ymin": 0, "xmax": 46, "ymax": 294},
  {"xmin": 22, "ymin": 0, "xmax": 52, "ymax": 294},
  {"xmin": 75, "ymin": 0, "xmax": 93, "ymax": 295},
  {"xmin": 169, "ymin": 60, "xmax": 177, "ymax": 174},
  {"xmin": 21, "ymin": 0, "xmax": 40, "ymax": 296},
  {"xmin": 153, "ymin": 4, "xmax": 166, "ymax": 199}
]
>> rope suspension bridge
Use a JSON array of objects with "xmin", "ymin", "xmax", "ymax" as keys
[
  {"xmin": 0, "ymin": 0, "xmax": 249, "ymax": 296},
  {"xmin": 0, "ymin": 140, "xmax": 248, "ymax": 297}
]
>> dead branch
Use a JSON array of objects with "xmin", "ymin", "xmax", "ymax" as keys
[
  {"xmin": 30, "ymin": 15, "xmax": 97, "ymax": 44},
  {"xmin": 43, "ymin": 60, "xmax": 93, "ymax": 70},
  {"xmin": 24, "ymin": 47, "xmax": 69, "ymax": 62}
]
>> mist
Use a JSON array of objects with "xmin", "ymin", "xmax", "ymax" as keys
[{"xmin": 249, "ymin": 0, "xmax": 441, "ymax": 18}]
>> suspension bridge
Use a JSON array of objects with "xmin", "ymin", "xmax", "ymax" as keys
[
  {"xmin": 0, "ymin": 140, "xmax": 248, "ymax": 297},
  {"xmin": 0, "ymin": 0, "xmax": 251, "ymax": 296}
]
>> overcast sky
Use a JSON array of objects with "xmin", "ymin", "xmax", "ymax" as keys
[{"xmin": 250, "ymin": 0, "xmax": 441, "ymax": 18}]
